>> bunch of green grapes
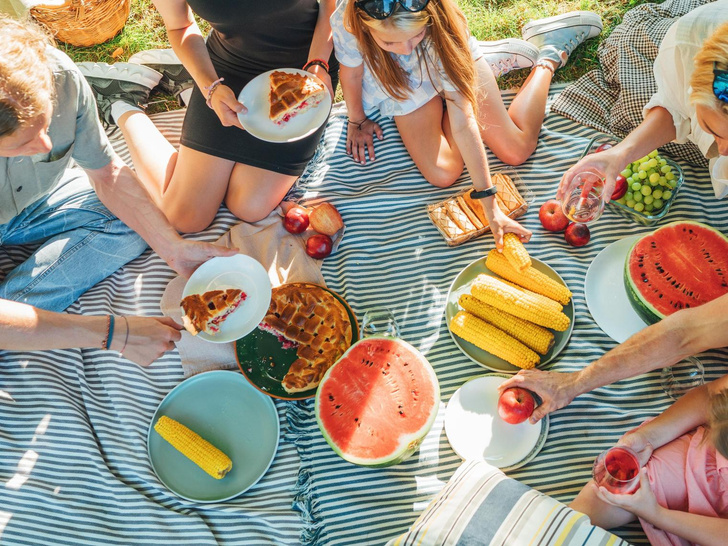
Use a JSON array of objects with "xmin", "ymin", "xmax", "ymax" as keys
[{"xmin": 615, "ymin": 150, "xmax": 678, "ymax": 216}]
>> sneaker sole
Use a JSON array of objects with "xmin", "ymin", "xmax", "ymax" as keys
[
  {"xmin": 522, "ymin": 11, "xmax": 603, "ymax": 42},
  {"xmin": 128, "ymin": 48, "xmax": 182, "ymax": 67},
  {"xmin": 478, "ymin": 39, "xmax": 540, "ymax": 64},
  {"xmin": 77, "ymin": 62, "xmax": 163, "ymax": 90}
]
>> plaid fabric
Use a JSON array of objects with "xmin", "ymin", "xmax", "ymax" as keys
[{"xmin": 550, "ymin": 0, "xmax": 714, "ymax": 167}]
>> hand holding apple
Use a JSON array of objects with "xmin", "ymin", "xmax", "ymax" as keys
[{"xmin": 497, "ymin": 387, "xmax": 536, "ymax": 424}]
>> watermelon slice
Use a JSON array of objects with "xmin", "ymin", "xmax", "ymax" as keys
[
  {"xmin": 315, "ymin": 336, "xmax": 440, "ymax": 467},
  {"xmin": 624, "ymin": 221, "xmax": 728, "ymax": 324}
]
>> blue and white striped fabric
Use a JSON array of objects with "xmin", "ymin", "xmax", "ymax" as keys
[{"xmin": 0, "ymin": 84, "xmax": 725, "ymax": 545}]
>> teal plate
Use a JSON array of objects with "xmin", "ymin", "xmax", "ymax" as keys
[
  {"xmin": 445, "ymin": 257, "xmax": 575, "ymax": 373},
  {"xmin": 235, "ymin": 285, "xmax": 359, "ymax": 400},
  {"xmin": 147, "ymin": 370, "xmax": 279, "ymax": 503}
]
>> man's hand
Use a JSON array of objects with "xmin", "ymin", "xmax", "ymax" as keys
[
  {"xmin": 162, "ymin": 240, "xmax": 238, "ymax": 278},
  {"xmin": 498, "ymin": 369, "xmax": 579, "ymax": 423},
  {"xmin": 121, "ymin": 316, "xmax": 185, "ymax": 367}
]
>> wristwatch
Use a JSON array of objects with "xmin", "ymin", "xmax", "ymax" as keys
[{"xmin": 470, "ymin": 186, "xmax": 498, "ymax": 199}]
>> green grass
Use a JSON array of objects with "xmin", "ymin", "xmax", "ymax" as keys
[{"xmin": 57, "ymin": 0, "xmax": 663, "ymax": 110}]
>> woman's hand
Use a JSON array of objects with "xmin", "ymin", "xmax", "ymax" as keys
[
  {"xmin": 618, "ymin": 429, "xmax": 654, "ymax": 467},
  {"xmin": 119, "ymin": 316, "xmax": 184, "ymax": 367},
  {"xmin": 486, "ymin": 203, "xmax": 531, "ymax": 250},
  {"xmin": 208, "ymin": 84, "xmax": 247, "ymax": 130},
  {"xmin": 595, "ymin": 469, "xmax": 661, "ymax": 522},
  {"xmin": 557, "ymin": 147, "xmax": 626, "ymax": 204},
  {"xmin": 305, "ymin": 64, "xmax": 334, "ymax": 98},
  {"xmin": 346, "ymin": 118, "xmax": 384, "ymax": 165}
]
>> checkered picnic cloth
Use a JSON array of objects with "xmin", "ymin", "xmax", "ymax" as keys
[{"xmin": 550, "ymin": 0, "xmax": 714, "ymax": 167}]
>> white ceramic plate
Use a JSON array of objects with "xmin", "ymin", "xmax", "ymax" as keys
[
  {"xmin": 147, "ymin": 370, "xmax": 279, "ymax": 503},
  {"xmin": 585, "ymin": 236, "xmax": 647, "ymax": 343},
  {"xmin": 182, "ymin": 255, "xmax": 272, "ymax": 343},
  {"xmin": 237, "ymin": 68, "xmax": 332, "ymax": 143},
  {"xmin": 445, "ymin": 257, "xmax": 574, "ymax": 373},
  {"xmin": 445, "ymin": 375, "xmax": 548, "ymax": 471}
]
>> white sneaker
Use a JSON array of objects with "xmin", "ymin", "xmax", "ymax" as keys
[
  {"xmin": 129, "ymin": 48, "xmax": 193, "ymax": 96},
  {"xmin": 479, "ymin": 39, "xmax": 539, "ymax": 78},
  {"xmin": 522, "ymin": 11, "xmax": 603, "ymax": 69}
]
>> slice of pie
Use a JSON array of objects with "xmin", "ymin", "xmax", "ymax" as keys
[
  {"xmin": 259, "ymin": 283, "xmax": 352, "ymax": 393},
  {"xmin": 181, "ymin": 289, "xmax": 246, "ymax": 336},
  {"xmin": 269, "ymin": 70, "xmax": 326, "ymax": 125}
]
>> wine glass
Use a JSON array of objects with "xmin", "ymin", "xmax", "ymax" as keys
[
  {"xmin": 361, "ymin": 307, "xmax": 400, "ymax": 338},
  {"xmin": 561, "ymin": 170, "xmax": 606, "ymax": 223},
  {"xmin": 660, "ymin": 356, "xmax": 704, "ymax": 400},
  {"xmin": 592, "ymin": 445, "xmax": 641, "ymax": 494}
]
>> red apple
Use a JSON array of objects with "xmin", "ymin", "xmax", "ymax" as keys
[
  {"xmin": 564, "ymin": 222, "xmax": 591, "ymax": 247},
  {"xmin": 539, "ymin": 199, "xmax": 570, "ymax": 232},
  {"xmin": 497, "ymin": 387, "xmax": 535, "ymax": 425},
  {"xmin": 283, "ymin": 206, "xmax": 309, "ymax": 234},
  {"xmin": 594, "ymin": 142, "xmax": 614, "ymax": 153},
  {"xmin": 306, "ymin": 233, "xmax": 333, "ymax": 259},
  {"xmin": 611, "ymin": 174, "xmax": 628, "ymax": 200}
]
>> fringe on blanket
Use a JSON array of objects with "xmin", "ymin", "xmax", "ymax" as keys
[{"xmin": 550, "ymin": 0, "xmax": 713, "ymax": 167}]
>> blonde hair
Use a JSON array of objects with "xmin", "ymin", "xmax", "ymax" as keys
[
  {"xmin": 709, "ymin": 388, "xmax": 728, "ymax": 459},
  {"xmin": 344, "ymin": 0, "xmax": 476, "ymax": 108},
  {"xmin": 0, "ymin": 15, "xmax": 55, "ymax": 138},
  {"xmin": 689, "ymin": 20, "xmax": 728, "ymax": 116}
]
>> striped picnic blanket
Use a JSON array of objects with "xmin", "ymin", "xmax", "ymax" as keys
[{"xmin": 0, "ymin": 84, "xmax": 725, "ymax": 545}]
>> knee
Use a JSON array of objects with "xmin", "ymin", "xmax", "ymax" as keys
[
  {"xmin": 225, "ymin": 196, "xmax": 275, "ymax": 224},
  {"xmin": 420, "ymin": 163, "xmax": 463, "ymax": 188},
  {"xmin": 167, "ymin": 209, "xmax": 216, "ymax": 234},
  {"xmin": 494, "ymin": 141, "xmax": 537, "ymax": 167}
]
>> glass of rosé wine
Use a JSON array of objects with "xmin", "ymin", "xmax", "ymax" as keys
[
  {"xmin": 561, "ymin": 170, "xmax": 606, "ymax": 224},
  {"xmin": 592, "ymin": 445, "xmax": 641, "ymax": 494}
]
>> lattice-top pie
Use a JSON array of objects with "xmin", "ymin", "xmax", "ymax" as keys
[
  {"xmin": 269, "ymin": 70, "xmax": 326, "ymax": 125},
  {"xmin": 181, "ymin": 289, "xmax": 246, "ymax": 336},
  {"xmin": 260, "ymin": 283, "xmax": 353, "ymax": 393}
]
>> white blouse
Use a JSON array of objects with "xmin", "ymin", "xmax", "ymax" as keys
[{"xmin": 643, "ymin": 0, "xmax": 728, "ymax": 198}]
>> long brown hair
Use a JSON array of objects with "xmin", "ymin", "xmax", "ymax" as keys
[
  {"xmin": 709, "ymin": 388, "xmax": 728, "ymax": 459},
  {"xmin": 0, "ymin": 15, "xmax": 55, "ymax": 138},
  {"xmin": 344, "ymin": 0, "xmax": 477, "ymax": 108},
  {"xmin": 690, "ymin": 21, "xmax": 728, "ymax": 117}
]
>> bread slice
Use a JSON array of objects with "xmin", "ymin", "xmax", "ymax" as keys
[
  {"xmin": 269, "ymin": 71, "xmax": 326, "ymax": 125},
  {"xmin": 181, "ymin": 289, "xmax": 246, "ymax": 336}
]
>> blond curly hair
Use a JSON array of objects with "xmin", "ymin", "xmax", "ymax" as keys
[
  {"xmin": 689, "ymin": 21, "xmax": 728, "ymax": 116},
  {"xmin": 0, "ymin": 15, "xmax": 55, "ymax": 138}
]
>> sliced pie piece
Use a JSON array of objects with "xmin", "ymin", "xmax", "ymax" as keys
[
  {"xmin": 269, "ymin": 70, "xmax": 327, "ymax": 125},
  {"xmin": 181, "ymin": 288, "xmax": 246, "ymax": 336},
  {"xmin": 260, "ymin": 283, "xmax": 352, "ymax": 393}
]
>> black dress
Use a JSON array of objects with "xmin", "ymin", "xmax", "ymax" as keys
[{"xmin": 180, "ymin": 0, "xmax": 339, "ymax": 176}]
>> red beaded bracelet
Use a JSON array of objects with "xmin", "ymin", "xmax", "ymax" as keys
[{"xmin": 303, "ymin": 58, "xmax": 330, "ymax": 73}]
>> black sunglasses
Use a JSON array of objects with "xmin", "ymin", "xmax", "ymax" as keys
[
  {"xmin": 714, "ymin": 65, "xmax": 728, "ymax": 103},
  {"xmin": 355, "ymin": 0, "xmax": 430, "ymax": 20}
]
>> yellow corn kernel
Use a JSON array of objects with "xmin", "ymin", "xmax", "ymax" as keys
[
  {"xmin": 471, "ymin": 274, "xmax": 571, "ymax": 331},
  {"xmin": 500, "ymin": 279, "xmax": 563, "ymax": 312},
  {"xmin": 501, "ymin": 233, "xmax": 531, "ymax": 271},
  {"xmin": 154, "ymin": 415, "xmax": 232, "ymax": 479},
  {"xmin": 450, "ymin": 311, "xmax": 539, "ymax": 369},
  {"xmin": 459, "ymin": 294, "xmax": 555, "ymax": 355},
  {"xmin": 486, "ymin": 249, "xmax": 572, "ymax": 305}
]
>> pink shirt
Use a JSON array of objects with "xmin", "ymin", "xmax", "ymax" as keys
[{"xmin": 642, "ymin": 426, "xmax": 728, "ymax": 546}]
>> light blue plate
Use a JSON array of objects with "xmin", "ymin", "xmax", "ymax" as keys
[{"xmin": 147, "ymin": 370, "xmax": 279, "ymax": 503}]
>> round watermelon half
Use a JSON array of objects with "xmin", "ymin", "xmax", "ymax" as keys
[
  {"xmin": 315, "ymin": 336, "xmax": 440, "ymax": 467},
  {"xmin": 624, "ymin": 220, "xmax": 728, "ymax": 324}
]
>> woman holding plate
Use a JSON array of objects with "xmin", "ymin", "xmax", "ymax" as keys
[{"xmin": 81, "ymin": 0, "xmax": 338, "ymax": 233}]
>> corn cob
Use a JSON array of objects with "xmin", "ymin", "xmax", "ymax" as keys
[
  {"xmin": 471, "ymin": 274, "xmax": 570, "ymax": 331},
  {"xmin": 500, "ymin": 279, "xmax": 563, "ymax": 312},
  {"xmin": 459, "ymin": 294, "xmax": 555, "ymax": 355},
  {"xmin": 486, "ymin": 249, "xmax": 572, "ymax": 305},
  {"xmin": 450, "ymin": 311, "xmax": 539, "ymax": 369},
  {"xmin": 501, "ymin": 233, "xmax": 531, "ymax": 271},
  {"xmin": 154, "ymin": 415, "xmax": 233, "ymax": 479}
]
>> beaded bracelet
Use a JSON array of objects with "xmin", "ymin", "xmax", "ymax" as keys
[
  {"xmin": 303, "ymin": 58, "xmax": 330, "ymax": 73},
  {"xmin": 347, "ymin": 117, "xmax": 368, "ymax": 130},
  {"xmin": 204, "ymin": 77, "xmax": 225, "ymax": 109},
  {"xmin": 120, "ymin": 316, "xmax": 130, "ymax": 356},
  {"xmin": 101, "ymin": 315, "xmax": 115, "ymax": 350}
]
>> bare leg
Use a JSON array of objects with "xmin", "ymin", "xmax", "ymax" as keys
[
  {"xmin": 569, "ymin": 481, "xmax": 637, "ymax": 529},
  {"xmin": 394, "ymin": 97, "xmax": 464, "ymax": 188},
  {"xmin": 475, "ymin": 57, "xmax": 554, "ymax": 165},
  {"xmin": 225, "ymin": 164, "xmax": 298, "ymax": 223}
]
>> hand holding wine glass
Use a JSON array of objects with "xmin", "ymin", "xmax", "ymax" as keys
[
  {"xmin": 592, "ymin": 445, "xmax": 642, "ymax": 494},
  {"xmin": 561, "ymin": 170, "xmax": 606, "ymax": 223}
]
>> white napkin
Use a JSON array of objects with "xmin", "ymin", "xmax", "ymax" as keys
[{"xmin": 160, "ymin": 205, "xmax": 329, "ymax": 377}]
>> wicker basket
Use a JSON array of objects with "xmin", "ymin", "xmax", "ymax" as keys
[{"xmin": 31, "ymin": 0, "xmax": 131, "ymax": 47}]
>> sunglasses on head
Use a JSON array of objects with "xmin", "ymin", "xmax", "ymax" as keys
[
  {"xmin": 714, "ymin": 65, "xmax": 728, "ymax": 103},
  {"xmin": 355, "ymin": 0, "xmax": 430, "ymax": 20}
]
